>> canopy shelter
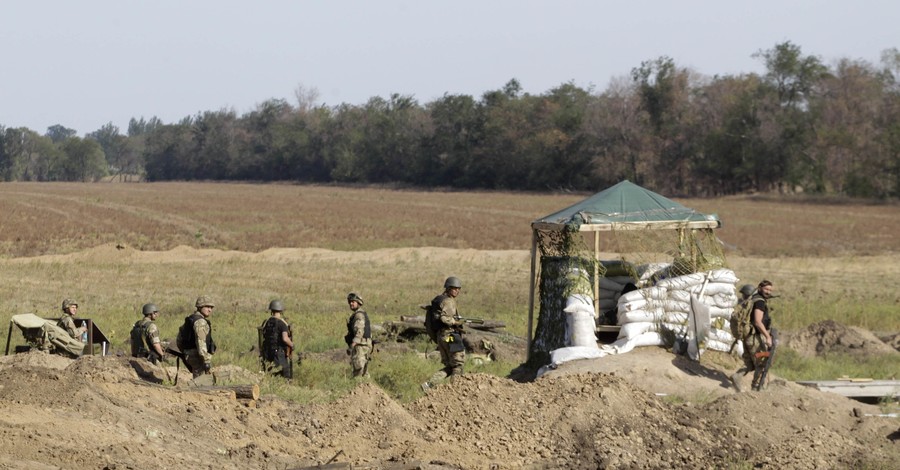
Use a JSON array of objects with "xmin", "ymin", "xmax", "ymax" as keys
[{"xmin": 526, "ymin": 180, "xmax": 722, "ymax": 363}]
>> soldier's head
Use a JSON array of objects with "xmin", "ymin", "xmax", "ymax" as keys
[
  {"xmin": 757, "ymin": 280, "xmax": 774, "ymax": 299},
  {"xmin": 739, "ymin": 284, "xmax": 754, "ymax": 299},
  {"xmin": 142, "ymin": 303, "xmax": 159, "ymax": 319},
  {"xmin": 347, "ymin": 292, "xmax": 363, "ymax": 310},
  {"xmin": 61, "ymin": 298, "xmax": 78, "ymax": 315},
  {"xmin": 195, "ymin": 296, "xmax": 215, "ymax": 317},
  {"xmin": 268, "ymin": 299, "xmax": 284, "ymax": 315},
  {"xmin": 443, "ymin": 276, "xmax": 462, "ymax": 297}
]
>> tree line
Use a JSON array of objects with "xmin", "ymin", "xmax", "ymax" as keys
[{"xmin": 1, "ymin": 42, "xmax": 899, "ymax": 198}]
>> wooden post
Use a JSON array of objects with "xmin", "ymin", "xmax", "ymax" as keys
[{"xmin": 526, "ymin": 229, "xmax": 538, "ymax": 362}]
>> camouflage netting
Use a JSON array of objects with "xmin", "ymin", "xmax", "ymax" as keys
[{"xmin": 528, "ymin": 225, "xmax": 727, "ymax": 366}]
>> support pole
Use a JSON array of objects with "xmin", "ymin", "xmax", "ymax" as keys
[
  {"xmin": 526, "ymin": 228, "xmax": 538, "ymax": 362},
  {"xmin": 593, "ymin": 231, "xmax": 600, "ymax": 317}
]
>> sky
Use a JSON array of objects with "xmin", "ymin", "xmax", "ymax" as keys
[{"xmin": 2, "ymin": 1, "xmax": 898, "ymax": 136}]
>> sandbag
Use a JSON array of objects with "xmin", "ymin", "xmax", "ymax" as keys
[
  {"xmin": 618, "ymin": 286, "xmax": 667, "ymax": 304},
  {"xmin": 689, "ymin": 282, "xmax": 734, "ymax": 296},
  {"xmin": 655, "ymin": 272, "xmax": 707, "ymax": 290},
  {"xmin": 565, "ymin": 308, "xmax": 598, "ymax": 349},
  {"xmin": 687, "ymin": 294, "xmax": 711, "ymax": 361}
]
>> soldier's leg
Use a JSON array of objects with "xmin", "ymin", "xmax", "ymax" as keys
[
  {"xmin": 350, "ymin": 344, "xmax": 368, "ymax": 377},
  {"xmin": 448, "ymin": 350, "xmax": 465, "ymax": 377},
  {"xmin": 276, "ymin": 349, "xmax": 292, "ymax": 380},
  {"xmin": 184, "ymin": 351, "xmax": 206, "ymax": 378}
]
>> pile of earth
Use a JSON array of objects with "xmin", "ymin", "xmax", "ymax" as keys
[
  {"xmin": 783, "ymin": 320, "xmax": 900, "ymax": 358},
  {"xmin": 0, "ymin": 349, "xmax": 897, "ymax": 469}
]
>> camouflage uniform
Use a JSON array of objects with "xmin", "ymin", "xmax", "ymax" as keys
[
  {"xmin": 185, "ymin": 315, "xmax": 213, "ymax": 377},
  {"xmin": 432, "ymin": 293, "xmax": 465, "ymax": 379},
  {"xmin": 135, "ymin": 317, "xmax": 163, "ymax": 363},
  {"xmin": 57, "ymin": 314, "xmax": 80, "ymax": 340},
  {"xmin": 346, "ymin": 309, "xmax": 372, "ymax": 377}
]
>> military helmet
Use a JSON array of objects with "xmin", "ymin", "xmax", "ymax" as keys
[
  {"xmin": 142, "ymin": 303, "xmax": 159, "ymax": 316},
  {"xmin": 347, "ymin": 292, "xmax": 364, "ymax": 305},
  {"xmin": 195, "ymin": 296, "xmax": 215, "ymax": 308},
  {"xmin": 61, "ymin": 298, "xmax": 78, "ymax": 312},
  {"xmin": 268, "ymin": 299, "xmax": 285, "ymax": 312},
  {"xmin": 739, "ymin": 284, "xmax": 754, "ymax": 298},
  {"xmin": 444, "ymin": 276, "xmax": 462, "ymax": 289}
]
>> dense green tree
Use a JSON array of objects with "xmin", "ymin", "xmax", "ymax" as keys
[{"xmin": 60, "ymin": 137, "xmax": 107, "ymax": 181}]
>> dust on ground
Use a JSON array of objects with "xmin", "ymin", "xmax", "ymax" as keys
[
  {"xmin": 0, "ymin": 346, "xmax": 897, "ymax": 470},
  {"xmin": 784, "ymin": 320, "xmax": 900, "ymax": 358}
]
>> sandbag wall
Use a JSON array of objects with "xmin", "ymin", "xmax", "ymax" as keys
[
  {"xmin": 614, "ymin": 268, "xmax": 741, "ymax": 356},
  {"xmin": 530, "ymin": 256, "xmax": 597, "ymax": 365}
]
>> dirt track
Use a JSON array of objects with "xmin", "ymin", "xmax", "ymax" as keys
[{"xmin": 0, "ymin": 345, "xmax": 896, "ymax": 470}]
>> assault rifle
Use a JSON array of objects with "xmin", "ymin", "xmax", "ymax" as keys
[
  {"xmin": 455, "ymin": 316, "xmax": 485, "ymax": 325},
  {"xmin": 754, "ymin": 328, "xmax": 779, "ymax": 390}
]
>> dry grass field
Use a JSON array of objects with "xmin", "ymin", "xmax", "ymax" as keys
[
  {"xmin": 2, "ymin": 182, "xmax": 899, "ymax": 258},
  {"xmin": 0, "ymin": 182, "xmax": 897, "ymax": 386}
]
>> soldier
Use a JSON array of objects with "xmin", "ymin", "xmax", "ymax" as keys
[
  {"xmin": 344, "ymin": 292, "xmax": 372, "ymax": 378},
  {"xmin": 422, "ymin": 276, "xmax": 466, "ymax": 391},
  {"xmin": 729, "ymin": 284, "xmax": 756, "ymax": 392},
  {"xmin": 131, "ymin": 303, "xmax": 166, "ymax": 365},
  {"xmin": 57, "ymin": 298, "xmax": 88, "ymax": 340},
  {"xmin": 176, "ymin": 296, "xmax": 217, "ymax": 379},
  {"xmin": 749, "ymin": 280, "xmax": 777, "ymax": 391},
  {"xmin": 260, "ymin": 300, "xmax": 294, "ymax": 380}
]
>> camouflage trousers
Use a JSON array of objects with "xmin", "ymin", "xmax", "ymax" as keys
[
  {"xmin": 436, "ymin": 333, "xmax": 465, "ymax": 377},
  {"xmin": 350, "ymin": 343, "xmax": 372, "ymax": 377},
  {"xmin": 747, "ymin": 333, "xmax": 771, "ymax": 388},
  {"xmin": 183, "ymin": 349, "xmax": 211, "ymax": 379}
]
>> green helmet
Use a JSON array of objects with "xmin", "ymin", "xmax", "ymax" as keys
[
  {"xmin": 61, "ymin": 298, "xmax": 78, "ymax": 312},
  {"xmin": 347, "ymin": 292, "xmax": 363, "ymax": 305},
  {"xmin": 195, "ymin": 296, "xmax": 215, "ymax": 309},
  {"xmin": 444, "ymin": 276, "xmax": 462, "ymax": 289},
  {"xmin": 739, "ymin": 284, "xmax": 754, "ymax": 298},
  {"xmin": 142, "ymin": 303, "xmax": 159, "ymax": 316},
  {"xmin": 268, "ymin": 299, "xmax": 285, "ymax": 312}
]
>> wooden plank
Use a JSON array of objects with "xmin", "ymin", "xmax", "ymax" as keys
[{"xmin": 796, "ymin": 380, "xmax": 899, "ymax": 398}]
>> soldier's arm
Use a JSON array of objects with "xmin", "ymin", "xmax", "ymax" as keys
[
  {"xmin": 148, "ymin": 324, "xmax": 165, "ymax": 358},
  {"xmin": 194, "ymin": 320, "xmax": 212, "ymax": 363},
  {"xmin": 350, "ymin": 313, "xmax": 365, "ymax": 345},
  {"xmin": 752, "ymin": 309, "xmax": 771, "ymax": 346},
  {"xmin": 437, "ymin": 299, "xmax": 461, "ymax": 328}
]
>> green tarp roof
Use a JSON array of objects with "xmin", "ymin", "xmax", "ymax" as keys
[{"xmin": 532, "ymin": 180, "xmax": 720, "ymax": 229}]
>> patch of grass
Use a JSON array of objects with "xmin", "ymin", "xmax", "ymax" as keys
[{"xmin": 773, "ymin": 347, "xmax": 900, "ymax": 381}]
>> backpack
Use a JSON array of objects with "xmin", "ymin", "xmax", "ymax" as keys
[
  {"xmin": 423, "ymin": 295, "xmax": 445, "ymax": 343},
  {"xmin": 730, "ymin": 294, "xmax": 763, "ymax": 342},
  {"xmin": 130, "ymin": 319, "xmax": 148, "ymax": 357}
]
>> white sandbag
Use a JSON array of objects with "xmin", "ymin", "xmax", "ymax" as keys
[
  {"xmin": 707, "ymin": 268, "xmax": 739, "ymax": 284},
  {"xmin": 549, "ymin": 345, "xmax": 607, "ymax": 365},
  {"xmin": 661, "ymin": 299, "xmax": 691, "ymax": 313},
  {"xmin": 655, "ymin": 272, "xmax": 707, "ymax": 290},
  {"xmin": 618, "ymin": 299, "xmax": 652, "ymax": 312},
  {"xmin": 690, "ymin": 282, "xmax": 734, "ymax": 296},
  {"xmin": 707, "ymin": 306, "xmax": 734, "ymax": 319},
  {"xmin": 709, "ymin": 327, "xmax": 735, "ymax": 344},
  {"xmin": 668, "ymin": 289, "xmax": 691, "ymax": 303},
  {"xmin": 617, "ymin": 321, "xmax": 655, "ymax": 339},
  {"xmin": 618, "ymin": 307, "xmax": 665, "ymax": 324},
  {"xmin": 564, "ymin": 293, "xmax": 593, "ymax": 313},
  {"xmin": 617, "ymin": 286, "xmax": 667, "ymax": 305},
  {"xmin": 711, "ymin": 292, "xmax": 739, "ymax": 309},
  {"xmin": 706, "ymin": 339, "xmax": 734, "ymax": 353},
  {"xmin": 565, "ymin": 308, "xmax": 598, "ymax": 348},
  {"xmin": 732, "ymin": 341, "xmax": 744, "ymax": 357},
  {"xmin": 662, "ymin": 311, "xmax": 689, "ymax": 325}
]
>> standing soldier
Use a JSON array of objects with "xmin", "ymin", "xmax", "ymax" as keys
[
  {"xmin": 749, "ymin": 280, "xmax": 777, "ymax": 391},
  {"xmin": 344, "ymin": 292, "xmax": 372, "ymax": 378},
  {"xmin": 422, "ymin": 276, "xmax": 465, "ymax": 391},
  {"xmin": 260, "ymin": 300, "xmax": 294, "ymax": 380},
  {"xmin": 131, "ymin": 303, "xmax": 166, "ymax": 365},
  {"xmin": 57, "ymin": 298, "xmax": 88, "ymax": 341},
  {"xmin": 176, "ymin": 296, "xmax": 217, "ymax": 380}
]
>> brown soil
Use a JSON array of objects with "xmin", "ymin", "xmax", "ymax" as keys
[
  {"xmin": 0, "ymin": 347, "xmax": 897, "ymax": 470},
  {"xmin": 784, "ymin": 320, "xmax": 900, "ymax": 358}
]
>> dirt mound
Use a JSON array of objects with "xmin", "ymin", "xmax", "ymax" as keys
[
  {"xmin": 0, "ymin": 349, "xmax": 897, "ymax": 469},
  {"xmin": 784, "ymin": 320, "xmax": 899, "ymax": 357}
]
